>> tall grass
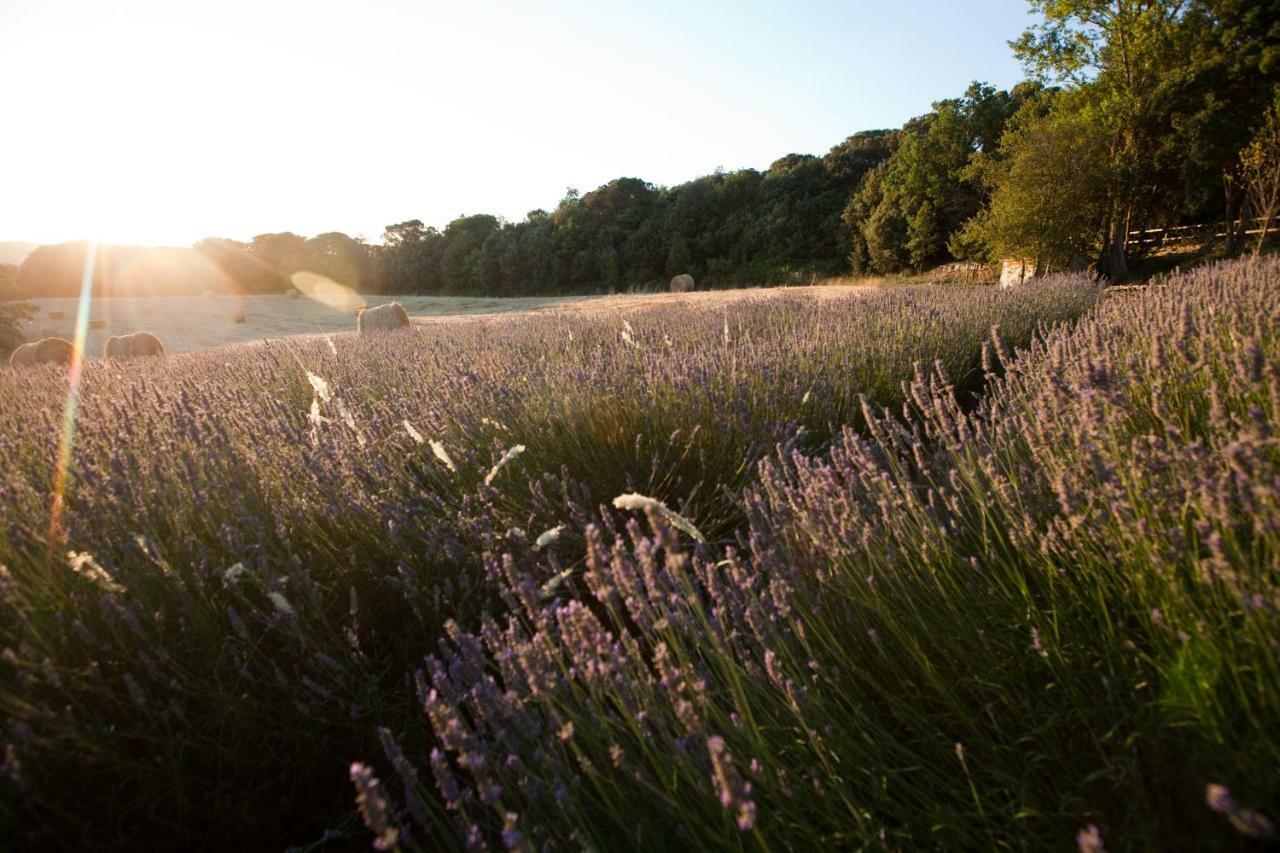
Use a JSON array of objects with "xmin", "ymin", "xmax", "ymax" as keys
[{"xmin": 5, "ymin": 265, "xmax": 1262, "ymax": 850}]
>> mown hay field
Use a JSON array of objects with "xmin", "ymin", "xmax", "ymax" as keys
[
  {"xmin": 21, "ymin": 282, "xmax": 881, "ymax": 359},
  {"xmin": 20, "ymin": 293, "xmax": 582, "ymax": 358}
]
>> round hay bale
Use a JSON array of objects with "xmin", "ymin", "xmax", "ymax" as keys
[
  {"xmin": 357, "ymin": 302, "xmax": 411, "ymax": 335},
  {"xmin": 669, "ymin": 273, "xmax": 695, "ymax": 293},
  {"xmin": 104, "ymin": 331, "xmax": 166, "ymax": 360},
  {"xmin": 9, "ymin": 337, "xmax": 78, "ymax": 368}
]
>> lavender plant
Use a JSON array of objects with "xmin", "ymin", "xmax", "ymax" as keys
[
  {"xmin": 0, "ymin": 278, "xmax": 1116, "ymax": 849},
  {"xmin": 364, "ymin": 260, "xmax": 1279, "ymax": 850}
]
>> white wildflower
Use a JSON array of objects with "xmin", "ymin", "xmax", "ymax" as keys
[
  {"xmin": 268, "ymin": 591, "xmax": 295, "ymax": 616},
  {"xmin": 403, "ymin": 420, "xmax": 425, "ymax": 444},
  {"xmin": 430, "ymin": 440, "xmax": 457, "ymax": 473},
  {"xmin": 132, "ymin": 534, "xmax": 171, "ymax": 574},
  {"xmin": 223, "ymin": 562, "xmax": 250, "ymax": 584},
  {"xmin": 539, "ymin": 567, "xmax": 575, "ymax": 600},
  {"xmin": 611, "ymin": 492, "xmax": 706, "ymax": 543},
  {"xmin": 485, "ymin": 444, "xmax": 526, "ymax": 486},
  {"xmin": 306, "ymin": 371, "xmax": 332, "ymax": 403},
  {"xmin": 66, "ymin": 551, "xmax": 124, "ymax": 593},
  {"xmin": 534, "ymin": 524, "xmax": 564, "ymax": 550},
  {"xmin": 621, "ymin": 319, "xmax": 640, "ymax": 348},
  {"xmin": 308, "ymin": 399, "xmax": 328, "ymax": 429},
  {"xmin": 480, "ymin": 416, "xmax": 509, "ymax": 432},
  {"xmin": 335, "ymin": 398, "xmax": 366, "ymax": 447}
]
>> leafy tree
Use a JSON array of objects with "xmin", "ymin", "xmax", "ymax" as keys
[
  {"xmin": 0, "ymin": 263, "xmax": 35, "ymax": 354},
  {"xmin": 439, "ymin": 215, "xmax": 500, "ymax": 293},
  {"xmin": 665, "ymin": 234, "xmax": 693, "ymax": 277},
  {"xmin": 193, "ymin": 238, "xmax": 282, "ymax": 293},
  {"xmin": 377, "ymin": 221, "xmax": 443, "ymax": 294},
  {"xmin": 302, "ymin": 232, "xmax": 375, "ymax": 289},
  {"xmin": 248, "ymin": 232, "xmax": 306, "ymax": 278},
  {"xmin": 1241, "ymin": 90, "xmax": 1280, "ymax": 254},
  {"xmin": 1009, "ymin": 0, "xmax": 1279, "ymax": 276},
  {"xmin": 906, "ymin": 201, "xmax": 942, "ymax": 270},
  {"xmin": 957, "ymin": 90, "xmax": 1113, "ymax": 268},
  {"xmin": 382, "ymin": 220, "xmax": 427, "ymax": 248},
  {"xmin": 1156, "ymin": 2, "xmax": 1280, "ymax": 247},
  {"xmin": 862, "ymin": 200, "xmax": 910, "ymax": 273},
  {"xmin": 846, "ymin": 82, "xmax": 1031, "ymax": 273}
]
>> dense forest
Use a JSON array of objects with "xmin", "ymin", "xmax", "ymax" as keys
[{"xmin": 9, "ymin": 0, "xmax": 1279, "ymax": 300}]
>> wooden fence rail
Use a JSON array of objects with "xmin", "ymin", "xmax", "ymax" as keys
[{"xmin": 1126, "ymin": 217, "xmax": 1268, "ymax": 249}]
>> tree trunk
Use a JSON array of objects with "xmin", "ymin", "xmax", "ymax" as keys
[
  {"xmin": 1107, "ymin": 206, "xmax": 1130, "ymax": 282},
  {"xmin": 1224, "ymin": 178, "xmax": 1244, "ymax": 254}
]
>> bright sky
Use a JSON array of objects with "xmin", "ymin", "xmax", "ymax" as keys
[{"xmin": 0, "ymin": 0, "xmax": 1031, "ymax": 247}]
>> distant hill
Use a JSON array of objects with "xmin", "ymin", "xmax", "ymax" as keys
[{"xmin": 0, "ymin": 242, "xmax": 37, "ymax": 267}]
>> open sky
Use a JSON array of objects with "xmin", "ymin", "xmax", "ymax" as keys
[{"xmin": 0, "ymin": 0, "xmax": 1031, "ymax": 247}]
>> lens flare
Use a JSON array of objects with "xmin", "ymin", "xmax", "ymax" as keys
[
  {"xmin": 291, "ymin": 271, "xmax": 367, "ymax": 313},
  {"xmin": 49, "ymin": 241, "xmax": 97, "ymax": 547}
]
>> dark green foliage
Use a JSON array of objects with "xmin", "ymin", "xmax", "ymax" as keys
[
  {"xmin": 958, "ymin": 88, "xmax": 1115, "ymax": 267},
  {"xmin": 0, "ymin": 265, "xmax": 34, "ymax": 354},
  {"xmin": 1003, "ymin": 0, "xmax": 1280, "ymax": 277},
  {"xmin": 373, "ymin": 138, "xmax": 897, "ymax": 296},
  {"xmin": 845, "ymin": 83, "xmax": 1038, "ymax": 274}
]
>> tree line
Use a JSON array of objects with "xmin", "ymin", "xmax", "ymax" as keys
[{"xmin": 10, "ymin": 0, "xmax": 1279, "ymax": 303}]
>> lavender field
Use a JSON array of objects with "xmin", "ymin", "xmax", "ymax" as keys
[{"xmin": 1, "ymin": 262, "xmax": 1276, "ymax": 850}]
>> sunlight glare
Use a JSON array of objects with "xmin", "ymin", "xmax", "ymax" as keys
[
  {"xmin": 49, "ymin": 240, "xmax": 98, "ymax": 547},
  {"xmin": 291, "ymin": 271, "xmax": 367, "ymax": 313}
]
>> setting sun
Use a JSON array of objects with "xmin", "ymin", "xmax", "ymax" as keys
[{"xmin": 2, "ymin": 0, "xmax": 1028, "ymax": 247}]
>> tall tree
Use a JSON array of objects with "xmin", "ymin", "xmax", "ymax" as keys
[
  {"xmin": 0, "ymin": 264, "xmax": 35, "ymax": 354},
  {"xmin": 957, "ymin": 89, "xmax": 1113, "ymax": 268},
  {"xmin": 845, "ymin": 83, "xmax": 1031, "ymax": 273},
  {"xmin": 248, "ymin": 232, "xmax": 307, "ymax": 281},
  {"xmin": 1241, "ymin": 91, "xmax": 1280, "ymax": 254},
  {"xmin": 1162, "ymin": 0, "xmax": 1280, "ymax": 249},
  {"xmin": 1011, "ymin": 0, "xmax": 1279, "ymax": 276},
  {"xmin": 302, "ymin": 232, "xmax": 374, "ymax": 289}
]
